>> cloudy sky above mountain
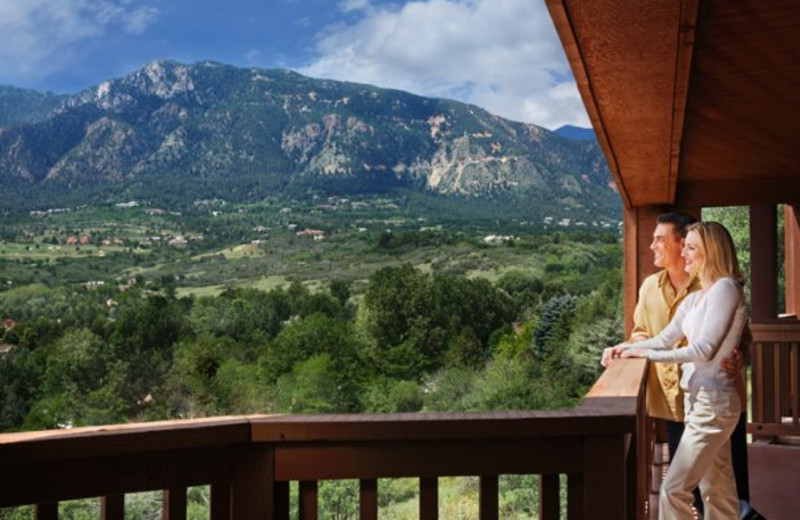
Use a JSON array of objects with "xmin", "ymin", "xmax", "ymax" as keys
[{"xmin": 0, "ymin": 0, "xmax": 590, "ymax": 129}]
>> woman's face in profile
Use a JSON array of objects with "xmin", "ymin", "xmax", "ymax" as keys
[{"xmin": 682, "ymin": 230, "xmax": 705, "ymax": 276}]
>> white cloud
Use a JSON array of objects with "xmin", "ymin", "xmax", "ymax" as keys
[
  {"xmin": 301, "ymin": 0, "xmax": 589, "ymax": 129},
  {"xmin": 122, "ymin": 5, "xmax": 159, "ymax": 34},
  {"xmin": 245, "ymin": 49, "xmax": 263, "ymax": 63},
  {"xmin": 339, "ymin": 0, "xmax": 372, "ymax": 13},
  {"xmin": 0, "ymin": 0, "xmax": 159, "ymax": 84}
]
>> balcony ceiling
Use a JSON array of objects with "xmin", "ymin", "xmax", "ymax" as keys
[{"xmin": 546, "ymin": 0, "xmax": 800, "ymax": 208}]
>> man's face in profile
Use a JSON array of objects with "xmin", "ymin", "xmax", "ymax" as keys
[{"xmin": 650, "ymin": 223, "xmax": 685, "ymax": 270}]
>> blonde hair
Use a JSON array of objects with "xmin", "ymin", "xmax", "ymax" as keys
[{"xmin": 686, "ymin": 221, "xmax": 744, "ymax": 284}]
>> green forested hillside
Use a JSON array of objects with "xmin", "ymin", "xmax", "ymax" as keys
[{"xmin": 0, "ymin": 235, "xmax": 622, "ymax": 429}]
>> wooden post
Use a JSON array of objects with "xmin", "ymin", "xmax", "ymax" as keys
[
  {"xmin": 231, "ymin": 446, "xmax": 275, "ymax": 520},
  {"xmin": 210, "ymin": 484, "xmax": 231, "ymax": 520},
  {"xmin": 750, "ymin": 205, "xmax": 778, "ymax": 322},
  {"xmin": 623, "ymin": 206, "xmax": 660, "ymax": 337},
  {"xmin": 583, "ymin": 436, "xmax": 627, "ymax": 519},
  {"xmin": 784, "ymin": 205, "xmax": 800, "ymax": 316}
]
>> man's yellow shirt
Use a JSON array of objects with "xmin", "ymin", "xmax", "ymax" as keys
[{"xmin": 631, "ymin": 270, "xmax": 701, "ymax": 422}]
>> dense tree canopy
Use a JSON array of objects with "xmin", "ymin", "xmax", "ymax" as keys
[{"xmin": 0, "ymin": 236, "xmax": 625, "ymax": 431}]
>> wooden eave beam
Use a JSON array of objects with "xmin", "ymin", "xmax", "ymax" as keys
[
  {"xmin": 668, "ymin": 0, "xmax": 700, "ymax": 204},
  {"xmin": 546, "ymin": 0, "xmax": 700, "ymax": 209},
  {"xmin": 676, "ymin": 178, "xmax": 800, "ymax": 207}
]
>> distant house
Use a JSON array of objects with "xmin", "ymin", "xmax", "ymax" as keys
[
  {"xmin": 168, "ymin": 236, "xmax": 188, "ymax": 247},
  {"xmin": 79, "ymin": 235, "xmax": 92, "ymax": 245},
  {"xmin": 296, "ymin": 229, "xmax": 326, "ymax": 240},
  {"xmin": 66, "ymin": 236, "xmax": 78, "ymax": 245},
  {"xmin": 483, "ymin": 235, "xmax": 513, "ymax": 245}
]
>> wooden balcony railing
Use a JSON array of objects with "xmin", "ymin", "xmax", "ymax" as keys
[
  {"xmin": 0, "ymin": 359, "xmax": 649, "ymax": 520},
  {"xmin": 751, "ymin": 322, "xmax": 800, "ymax": 440}
]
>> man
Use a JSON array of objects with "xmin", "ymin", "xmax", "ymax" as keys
[{"xmin": 603, "ymin": 212, "xmax": 761, "ymax": 519}]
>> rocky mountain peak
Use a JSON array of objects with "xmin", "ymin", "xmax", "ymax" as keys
[{"xmin": 0, "ymin": 61, "xmax": 619, "ymax": 221}]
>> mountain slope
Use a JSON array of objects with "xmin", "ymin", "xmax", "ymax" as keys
[
  {"xmin": 0, "ymin": 60, "xmax": 619, "ymax": 220},
  {"xmin": 554, "ymin": 125, "xmax": 596, "ymax": 141},
  {"xmin": 0, "ymin": 86, "xmax": 66, "ymax": 128}
]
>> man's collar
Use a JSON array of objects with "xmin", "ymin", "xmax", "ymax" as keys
[{"xmin": 657, "ymin": 269, "xmax": 700, "ymax": 295}]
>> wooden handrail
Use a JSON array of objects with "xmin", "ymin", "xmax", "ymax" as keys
[{"xmin": 0, "ymin": 359, "xmax": 649, "ymax": 519}]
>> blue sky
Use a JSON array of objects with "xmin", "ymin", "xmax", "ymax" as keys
[{"xmin": 0, "ymin": 0, "xmax": 590, "ymax": 129}]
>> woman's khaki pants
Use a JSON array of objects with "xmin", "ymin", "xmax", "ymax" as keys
[{"xmin": 659, "ymin": 389, "xmax": 740, "ymax": 520}]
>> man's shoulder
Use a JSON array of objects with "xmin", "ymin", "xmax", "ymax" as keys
[{"xmin": 640, "ymin": 271, "xmax": 666, "ymax": 290}]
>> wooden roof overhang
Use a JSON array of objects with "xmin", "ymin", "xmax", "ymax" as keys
[{"xmin": 546, "ymin": 0, "xmax": 800, "ymax": 209}]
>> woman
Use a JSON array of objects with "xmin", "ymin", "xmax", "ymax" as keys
[{"xmin": 605, "ymin": 221, "xmax": 747, "ymax": 519}]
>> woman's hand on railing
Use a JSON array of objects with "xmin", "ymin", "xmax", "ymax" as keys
[{"xmin": 601, "ymin": 343, "xmax": 628, "ymax": 367}]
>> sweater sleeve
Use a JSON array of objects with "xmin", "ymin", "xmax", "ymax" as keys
[
  {"xmin": 626, "ymin": 296, "xmax": 690, "ymax": 351},
  {"xmin": 647, "ymin": 279, "xmax": 741, "ymax": 363}
]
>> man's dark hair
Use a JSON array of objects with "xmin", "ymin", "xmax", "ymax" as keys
[{"xmin": 657, "ymin": 212, "xmax": 697, "ymax": 238}]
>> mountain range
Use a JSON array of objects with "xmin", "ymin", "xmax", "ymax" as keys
[{"xmin": 0, "ymin": 60, "xmax": 619, "ymax": 221}]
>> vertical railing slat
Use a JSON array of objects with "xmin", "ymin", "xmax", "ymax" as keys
[
  {"xmin": 567, "ymin": 473, "xmax": 583, "ymax": 520},
  {"xmin": 419, "ymin": 477, "xmax": 438, "ymax": 520},
  {"xmin": 478, "ymin": 475, "xmax": 498, "ymax": 520},
  {"xmin": 359, "ymin": 479, "xmax": 378, "ymax": 520},
  {"xmin": 792, "ymin": 343, "xmax": 799, "ymax": 425},
  {"xmin": 774, "ymin": 342, "xmax": 783, "ymax": 423},
  {"xmin": 34, "ymin": 502, "xmax": 58, "ymax": 520},
  {"xmin": 539, "ymin": 474, "xmax": 560, "ymax": 520},
  {"xmin": 753, "ymin": 340, "xmax": 764, "ymax": 426},
  {"xmin": 274, "ymin": 481, "xmax": 290, "ymax": 520},
  {"xmin": 639, "ymin": 381, "xmax": 652, "ymax": 520},
  {"xmin": 101, "ymin": 494, "xmax": 124, "ymax": 520},
  {"xmin": 299, "ymin": 481, "xmax": 318, "ymax": 520},
  {"xmin": 164, "ymin": 488, "xmax": 187, "ymax": 520},
  {"xmin": 781, "ymin": 341, "xmax": 792, "ymax": 417},
  {"xmin": 627, "ymin": 430, "xmax": 640, "ymax": 519}
]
